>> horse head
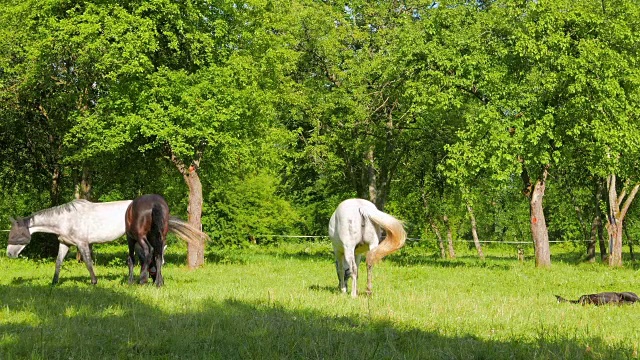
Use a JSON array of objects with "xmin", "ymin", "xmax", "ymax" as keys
[{"xmin": 7, "ymin": 217, "xmax": 31, "ymax": 258}]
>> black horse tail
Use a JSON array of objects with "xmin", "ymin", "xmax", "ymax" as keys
[{"xmin": 150, "ymin": 203, "xmax": 165, "ymax": 248}]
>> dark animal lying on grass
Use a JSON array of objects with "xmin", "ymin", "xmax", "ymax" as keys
[{"xmin": 555, "ymin": 292, "xmax": 640, "ymax": 305}]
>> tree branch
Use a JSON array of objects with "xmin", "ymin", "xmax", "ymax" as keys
[{"xmin": 620, "ymin": 183, "xmax": 640, "ymax": 221}]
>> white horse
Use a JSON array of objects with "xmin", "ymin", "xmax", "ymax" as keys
[
  {"xmin": 328, "ymin": 198, "xmax": 406, "ymax": 297},
  {"xmin": 7, "ymin": 199, "xmax": 207, "ymax": 285}
]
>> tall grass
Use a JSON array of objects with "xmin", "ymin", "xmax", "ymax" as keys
[{"xmin": 0, "ymin": 241, "xmax": 639, "ymax": 359}]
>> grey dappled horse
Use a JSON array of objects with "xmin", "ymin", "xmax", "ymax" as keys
[
  {"xmin": 8, "ymin": 200, "xmax": 131, "ymax": 285},
  {"xmin": 328, "ymin": 198, "xmax": 406, "ymax": 297}
]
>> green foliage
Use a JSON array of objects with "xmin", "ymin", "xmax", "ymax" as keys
[
  {"xmin": 2, "ymin": 0, "xmax": 640, "ymax": 261},
  {"xmin": 204, "ymin": 172, "xmax": 305, "ymax": 246}
]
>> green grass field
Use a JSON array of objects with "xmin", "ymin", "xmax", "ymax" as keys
[{"xmin": 1, "ymin": 241, "xmax": 639, "ymax": 359}]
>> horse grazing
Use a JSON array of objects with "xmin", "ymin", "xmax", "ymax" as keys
[
  {"xmin": 328, "ymin": 198, "xmax": 406, "ymax": 297},
  {"xmin": 125, "ymin": 194, "xmax": 169, "ymax": 287},
  {"xmin": 7, "ymin": 198, "xmax": 208, "ymax": 285},
  {"xmin": 125, "ymin": 194, "xmax": 207, "ymax": 287},
  {"xmin": 7, "ymin": 199, "xmax": 132, "ymax": 285}
]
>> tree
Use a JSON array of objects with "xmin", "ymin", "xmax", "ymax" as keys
[
  {"xmin": 65, "ymin": 0, "xmax": 297, "ymax": 266},
  {"xmin": 287, "ymin": 1, "xmax": 444, "ymax": 210},
  {"xmin": 445, "ymin": 0, "xmax": 640, "ymax": 267}
]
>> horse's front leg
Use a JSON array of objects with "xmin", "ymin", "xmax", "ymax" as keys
[
  {"xmin": 365, "ymin": 249, "xmax": 376, "ymax": 296},
  {"xmin": 138, "ymin": 238, "xmax": 151, "ymax": 284},
  {"xmin": 52, "ymin": 243, "xmax": 70, "ymax": 285},
  {"xmin": 127, "ymin": 237, "xmax": 136, "ymax": 284},
  {"xmin": 77, "ymin": 243, "xmax": 97, "ymax": 285},
  {"xmin": 365, "ymin": 262, "xmax": 374, "ymax": 296}
]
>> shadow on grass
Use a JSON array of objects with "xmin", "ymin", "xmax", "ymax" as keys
[
  {"xmin": 385, "ymin": 252, "xmax": 514, "ymax": 270},
  {"xmin": 258, "ymin": 246, "xmax": 334, "ymax": 262},
  {"xmin": 87, "ymin": 246, "xmax": 247, "ymax": 267},
  {"xmin": 308, "ymin": 284, "xmax": 339, "ymax": 294},
  {"xmin": 10, "ymin": 274, "xmax": 125, "ymax": 286},
  {"xmin": 0, "ymin": 284, "xmax": 633, "ymax": 359}
]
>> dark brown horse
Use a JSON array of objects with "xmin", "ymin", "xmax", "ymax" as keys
[
  {"xmin": 125, "ymin": 194, "xmax": 169, "ymax": 287},
  {"xmin": 556, "ymin": 292, "xmax": 640, "ymax": 305}
]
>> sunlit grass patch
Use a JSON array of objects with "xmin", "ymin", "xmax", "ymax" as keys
[{"xmin": 0, "ymin": 242, "xmax": 639, "ymax": 359}]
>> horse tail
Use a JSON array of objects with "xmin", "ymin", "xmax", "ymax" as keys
[
  {"xmin": 168, "ymin": 216, "xmax": 209, "ymax": 245},
  {"xmin": 363, "ymin": 207, "xmax": 406, "ymax": 265},
  {"xmin": 151, "ymin": 203, "xmax": 165, "ymax": 246}
]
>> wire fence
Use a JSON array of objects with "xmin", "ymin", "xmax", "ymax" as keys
[
  {"xmin": 251, "ymin": 234, "xmax": 621, "ymax": 246},
  {"xmin": 2, "ymin": 230, "xmax": 634, "ymax": 246}
]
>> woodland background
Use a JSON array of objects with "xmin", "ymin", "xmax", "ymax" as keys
[{"xmin": 1, "ymin": 0, "xmax": 640, "ymax": 267}]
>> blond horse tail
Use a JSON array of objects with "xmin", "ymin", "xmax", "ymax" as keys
[
  {"xmin": 363, "ymin": 208, "xmax": 406, "ymax": 265},
  {"xmin": 168, "ymin": 216, "xmax": 210, "ymax": 245}
]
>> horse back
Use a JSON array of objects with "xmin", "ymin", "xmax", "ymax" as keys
[
  {"xmin": 126, "ymin": 195, "xmax": 169, "ymax": 238},
  {"xmin": 54, "ymin": 200, "xmax": 132, "ymax": 243},
  {"xmin": 329, "ymin": 199, "xmax": 380, "ymax": 249}
]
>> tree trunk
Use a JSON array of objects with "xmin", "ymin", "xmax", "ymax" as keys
[
  {"xmin": 586, "ymin": 181, "xmax": 603, "ymax": 263},
  {"xmin": 169, "ymin": 146, "xmax": 206, "ymax": 269},
  {"xmin": 606, "ymin": 174, "xmax": 639, "ymax": 267},
  {"xmin": 184, "ymin": 168, "xmax": 205, "ymax": 268},
  {"xmin": 625, "ymin": 227, "xmax": 635, "ymax": 261},
  {"xmin": 529, "ymin": 167, "xmax": 551, "ymax": 268},
  {"xmin": 50, "ymin": 164, "xmax": 62, "ymax": 206},
  {"xmin": 587, "ymin": 215, "xmax": 599, "ymax": 263},
  {"xmin": 430, "ymin": 221, "xmax": 446, "ymax": 259},
  {"xmin": 75, "ymin": 166, "xmax": 93, "ymax": 263},
  {"xmin": 443, "ymin": 215, "xmax": 456, "ymax": 259},
  {"xmin": 74, "ymin": 165, "xmax": 92, "ymax": 200},
  {"xmin": 598, "ymin": 219, "xmax": 608, "ymax": 262},
  {"xmin": 367, "ymin": 147, "xmax": 377, "ymax": 207},
  {"xmin": 466, "ymin": 204, "xmax": 485, "ymax": 260}
]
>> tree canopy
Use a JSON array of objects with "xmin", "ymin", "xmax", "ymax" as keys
[{"xmin": 2, "ymin": 0, "xmax": 640, "ymax": 266}]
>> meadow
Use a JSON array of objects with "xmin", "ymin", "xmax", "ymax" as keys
[{"xmin": 1, "ymin": 240, "xmax": 639, "ymax": 359}]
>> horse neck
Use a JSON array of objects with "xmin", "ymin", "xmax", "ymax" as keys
[{"xmin": 27, "ymin": 212, "xmax": 61, "ymax": 235}]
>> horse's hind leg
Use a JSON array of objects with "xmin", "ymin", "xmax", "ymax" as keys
[
  {"xmin": 152, "ymin": 237, "xmax": 165, "ymax": 287},
  {"xmin": 153, "ymin": 246, "xmax": 164, "ymax": 287},
  {"xmin": 77, "ymin": 243, "xmax": 97, "ymax": 285},
  {"xmin": 345, "ymin": 251, "xmax": 358, "ymax": 298},
  {"xmin": 334, "ymin": 250, "xmax": 347, "ymax": 293},
  {"xmin": 52, "ymin": 243, "xmax": 70, "ymax": 285}
]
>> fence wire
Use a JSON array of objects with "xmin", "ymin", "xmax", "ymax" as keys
[
  {"xmin": 2, "ymin": 230, "xmax": 634, "ymax": 246},
  {"xmin": 252, "ymin": 234, "xmax": 628, "ymax": 246}
]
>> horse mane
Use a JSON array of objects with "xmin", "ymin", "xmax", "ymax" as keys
[{"xmin": 31, "ymin": 199, "xmax": 92, "ymax": 218}]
